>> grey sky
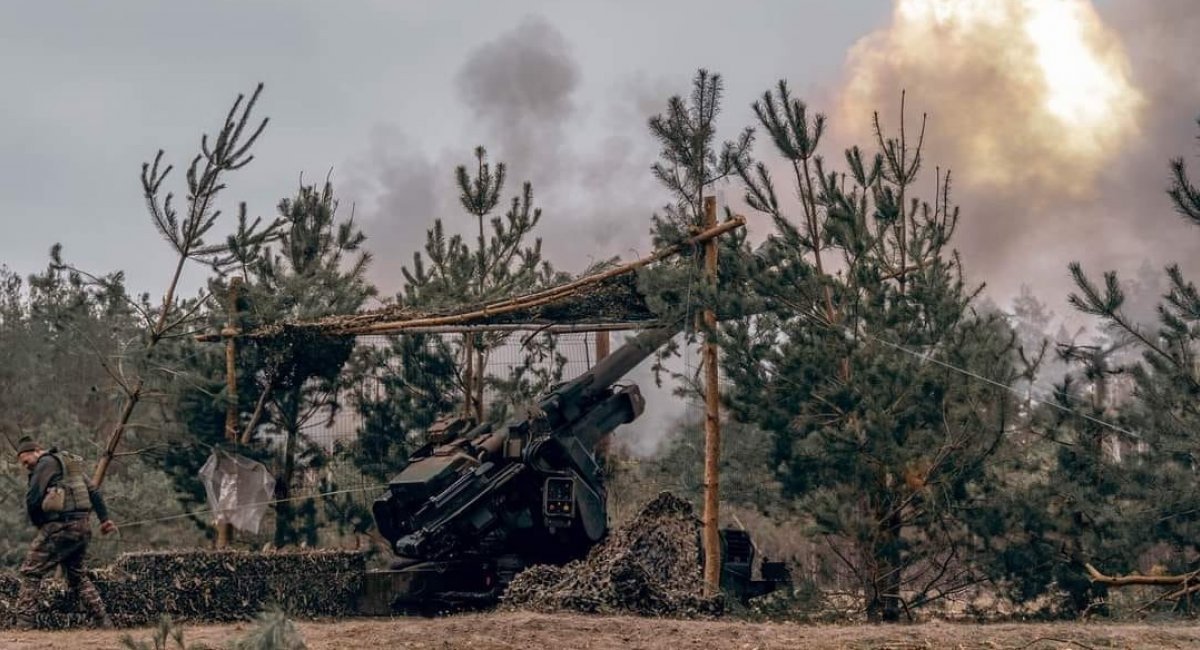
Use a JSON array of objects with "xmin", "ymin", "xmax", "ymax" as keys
[
  {"xmin": 3, "ymin": 1, "xmax": 1198, "ymax": 334},
  {"xmin": 0, "ymin": 1, "xmax": 889, "ymax": 296},
  {"xmin": 5, "ymin": 1, "xmax": 1198, "ymax": 456}
]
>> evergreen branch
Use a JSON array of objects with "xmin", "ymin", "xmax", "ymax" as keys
[
  {"xmin": 1069, "ymin": 262, "xmax": 1177, "ymax": 368},
  {"xmin": 1066, "ymin": 262, "xmax": 1122, "ymax": 317},
  {"xmin": 1169, "ymin": 157, "xmax": 1200, "ymax": 226}
]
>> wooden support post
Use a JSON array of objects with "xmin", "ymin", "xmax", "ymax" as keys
[
  {"xmin": 224, "ymin": 278, "xmax": 242, "ymax": 443},
  {"xmin": 592, "ymin": 329, "xmax": 614, "ymax": 460},
  {"xmin": 215, "ymin": 512, "xmax": 231, "ymax": 549},
  {"xmin": 474, "ymin": 345, "xmax": 485, "ymax": 423},
  {"xmin": 217, "ymin": 278, "xmax": 241, "ymax": 549},
  {"xmin": 700, "ymin": 196, "xmax": 722, "ymax": 596},
  {"xmin": 595, "ymin": 330, "xmax": 611, "ymax": 362}
]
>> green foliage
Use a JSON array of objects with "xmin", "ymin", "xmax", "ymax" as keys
[
  {"xmin": 721, "ymin": 83, "xmax": 1019, "ymax": 621},
  {"xmin": 0, "ymin": 249, "xmax": 202, "ymax": 567},
  {"xmin": 0, "ymin": 248, "xmax": 135, "ymax": 433},
  {"xmin": 141, "ymin": 84, "xmax": 276, "ymax": 271},
  {"xmin": 647, "ymin": 69, "xmax": 752, "ymax": 241},
  {"xmin": 1168, "ymin": 118, "xmax": 1200, "ymax": 226},
  {"xmin": 640, "ymin": 416, "xmax": 785, "ymax": 513},
  {"xmin": 88, "ymin": 83, "xmax": 283, "ymax": 536},
  {"xmin": 119, "ymin": 615, "xmax": 196, "ymax": 650},
  {"xmin": 161, "ymin": 178, "xmax": 374, "ymax": 547},
  {"xmin": 990, "ymin": 116, "xmax": 1200, "ymax": 617},
  {"xmin": 639, "ymin": 68, "xmax": 758, "ymax": 384},
  {"xmin": 242, "ymin": 181, "xmax": 375, "ymax": 546},
  {"xmin": 347, "ymin": 334, "xmax": 459, "ymax": 481},
  {"xmin": 105, "ymin": 82, "xmax": 280, "ymax": 474},
  {"xmin": 159, "ymin": 331, "xmax": 276, "ymax": 539},
  {"xmin": 229, "ymin": 608, "xmax": 307, "ymax": 650},
  {"xmin": 402, "ymin": 147, "xmax": 550, "ymax": 309},
  {"xmin": 353, "ymin": 146, "xmax": 567, "ymax": 481}
]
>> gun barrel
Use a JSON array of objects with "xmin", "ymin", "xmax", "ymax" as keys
[{"xmin": 553, "ymin": 325, "xmax": 678, "ymax": 405}]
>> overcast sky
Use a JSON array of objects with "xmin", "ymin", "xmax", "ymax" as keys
[
  {"xmin": 0, "ymin": 1, "xmax": 890, "ymax": 298},
  {"xmin": 6, "ymin": 1, "xmax": 1199, "ymax": 455},
  {"xmin": 2, "ymin": 1, "xmax": 1198, "ymax": 313}
]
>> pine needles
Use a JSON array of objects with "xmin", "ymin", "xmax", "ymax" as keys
[{"xmin": 229, "ymin": 608, "xmax": 307, "ymax": 650}]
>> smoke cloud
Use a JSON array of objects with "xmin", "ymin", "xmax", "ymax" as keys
[
  {"xmin": 347, "ymin": 17, "xmax": 681, "ymax": 453},
  {"xmin": 454, "ymin": 17, "xmax": 667, "ymax": 271},
  {"xmin": 456, "ymin": 17, "xmax": 579, "ymax": 187},
  {"xmin": 353, "ymin": 17, "xmax": 669, "ymax": 297},
  {"xmin": 832, "ymin": 0, "xmax": 1200, "ymax": 308},
  {"xmin": 453, "ymin": 21, "xmax": 681, "ymax": 455},
  {"xmin": 348, "ymin": 3, "xmax": 1200, "ymax": 455}
]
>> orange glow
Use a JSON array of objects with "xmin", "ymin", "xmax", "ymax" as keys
[{"xmin": 839, "ymin": 0, "xmax": 1143, "ymax": 195}]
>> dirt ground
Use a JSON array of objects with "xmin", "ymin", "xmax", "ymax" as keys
[{"xmin": 6, "ymin": 612, "xmax": 1200, "ymax": 650}]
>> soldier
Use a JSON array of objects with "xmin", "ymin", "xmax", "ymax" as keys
[{"xmin": 14, "ymin": 436, "xmax": 116, "ymax": 629}]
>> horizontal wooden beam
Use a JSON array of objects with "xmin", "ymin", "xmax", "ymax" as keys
[{"xmin": 197, "ymin": 216, "xmax": 745, "ymax": 342}]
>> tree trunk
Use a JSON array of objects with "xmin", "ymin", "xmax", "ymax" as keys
[
  {"xmin": 274, "ymin": 388, "xmax": 301, "ymax": 547},
  {"xmin": 867, "ymin": 509, "xmax": 904, "ymax": 622},
  {"xmin": 474, "ymin": 346, "xmax": 485, "ymax": 422},
  {"xmin": 462, "ymin": 333, "xmax": 476, "ymax": 419}
]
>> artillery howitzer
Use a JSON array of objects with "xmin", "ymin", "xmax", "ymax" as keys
[{"xmin": 364, "ymin": 325, "xmax": 789, "ymax": 613}]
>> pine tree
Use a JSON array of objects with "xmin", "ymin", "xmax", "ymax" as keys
[
  {"xmin": 94, "ymin": 83, "xmax": 279, "ymax": 486},
  {"xmin": 237, "ymin": 181, "xmax": 376, "ymax": 546},
  {"xmin": 646, "ymin": 69, "xmax": 753, "ymax": 245},
  {"xmin": 0, "ymin": 249, "xmax": 202, "ymax": 565},
  {"xmin": 349, "ymin": 332, "xmax": 458, "ymax": 481},
  {"xmin": 419, "ymin": 147, "xmax": 563, "ymax": 420},
  {"xmin": 637, "ymin": 68, "xmax": 756, "ymax": 396},
  {"xmin": 352, "ymin": 147, "xmax": 566, "ymax": 480},
  {"xmin": 160, "ymin": 183, "xmax": 371, "ymax": 548},
  {"xmin": 1022, "ymin": 115, "xmax": 1200, "ymax": 614},
  {"xmin": 721, "ymin": 84, "xmax": 1020, "ymax": 621}
]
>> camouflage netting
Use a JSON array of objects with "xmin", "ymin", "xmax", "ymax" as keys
[
  {"xmin": 254, "ymin": 273, "xmax": 656, "ymax": 339},
  {"xmin": 0, "ymin": 549, "xmax": 365, "ymax": 629},
  {"xmin": 202, "ymin": 214, "xmax": 746, "ymax": 342},
  {"xmin": 502, "ymin": 492, "xmax": 723, "ymax": 617}
]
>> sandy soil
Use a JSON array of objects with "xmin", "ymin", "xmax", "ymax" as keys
[{"xmin": 5, "ymin": 612, "xmax": 1200, "ymax": 650}]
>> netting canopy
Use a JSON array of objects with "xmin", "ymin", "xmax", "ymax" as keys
[{"xmin": 198, "ymin": 217, "xmax": 744, "ymax": 341}]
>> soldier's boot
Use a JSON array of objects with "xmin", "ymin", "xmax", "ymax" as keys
[
  {"xmin": 78, "ymin": 577, "xmax": 113, "ymax": 629},
  {"xmin": 14, "ymin": 577, "xmax": 41, "ymax": 630}
]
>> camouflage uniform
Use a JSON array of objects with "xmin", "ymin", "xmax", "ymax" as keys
[
  {"xmin": 16, "ymin": 518, "xmax": 110, "ymax": 626},
  {"xmin": 16, "ymin": 448, "xmax": 113, "ymax": 629}
]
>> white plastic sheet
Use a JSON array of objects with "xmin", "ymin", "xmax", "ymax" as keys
[{"xmin": 198, "ymin": 450, "xmax": 275, "ymax": 534}]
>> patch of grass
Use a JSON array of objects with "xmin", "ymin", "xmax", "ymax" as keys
[
  {"xmin": 119, "ymin": 615, "xmax": 197, "ymax": 650},
  {"xmin": 229, "ymin": 608, "xmax": 306, "ymax": 650}
]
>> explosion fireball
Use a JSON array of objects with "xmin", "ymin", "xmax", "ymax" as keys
[{"xmin": 839, "ymin": 0, "xmax": 1143, "ymax": 195}]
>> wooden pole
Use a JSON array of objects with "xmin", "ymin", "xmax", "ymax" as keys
[
  {"xmin": 217, "ymin": 278, "xmax": 241, "ymax": 549},
  {"xmin": 224, "ymin": 278, "xmax": 242, "ymax": 443},
  {"xmin": 462, "ymin": 333, "xmax": 479, "ymax": 421},
  {"xmin": 595, "ymin": 330, "xmax": 611, "ymax": 361},
  {"xmin": 700, "ymin": 196, "xmax": 722, "ymax": 596}
]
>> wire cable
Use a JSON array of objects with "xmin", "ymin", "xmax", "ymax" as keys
[
  {"xmin": 112, "ymin": 483, "xmax": 386, "ymax": 530},
  {"xmin": 780, "ymin": 310, "xmax": 1140, "ymax": 439}
]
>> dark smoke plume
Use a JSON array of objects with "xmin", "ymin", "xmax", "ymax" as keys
[
  {"xmin": 347, "ymin": 17, "xmax": 679, "ymax": 453},
  {"xmin": 454, "ymin": 17, "xmax": 667, "ymax": 271}
]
